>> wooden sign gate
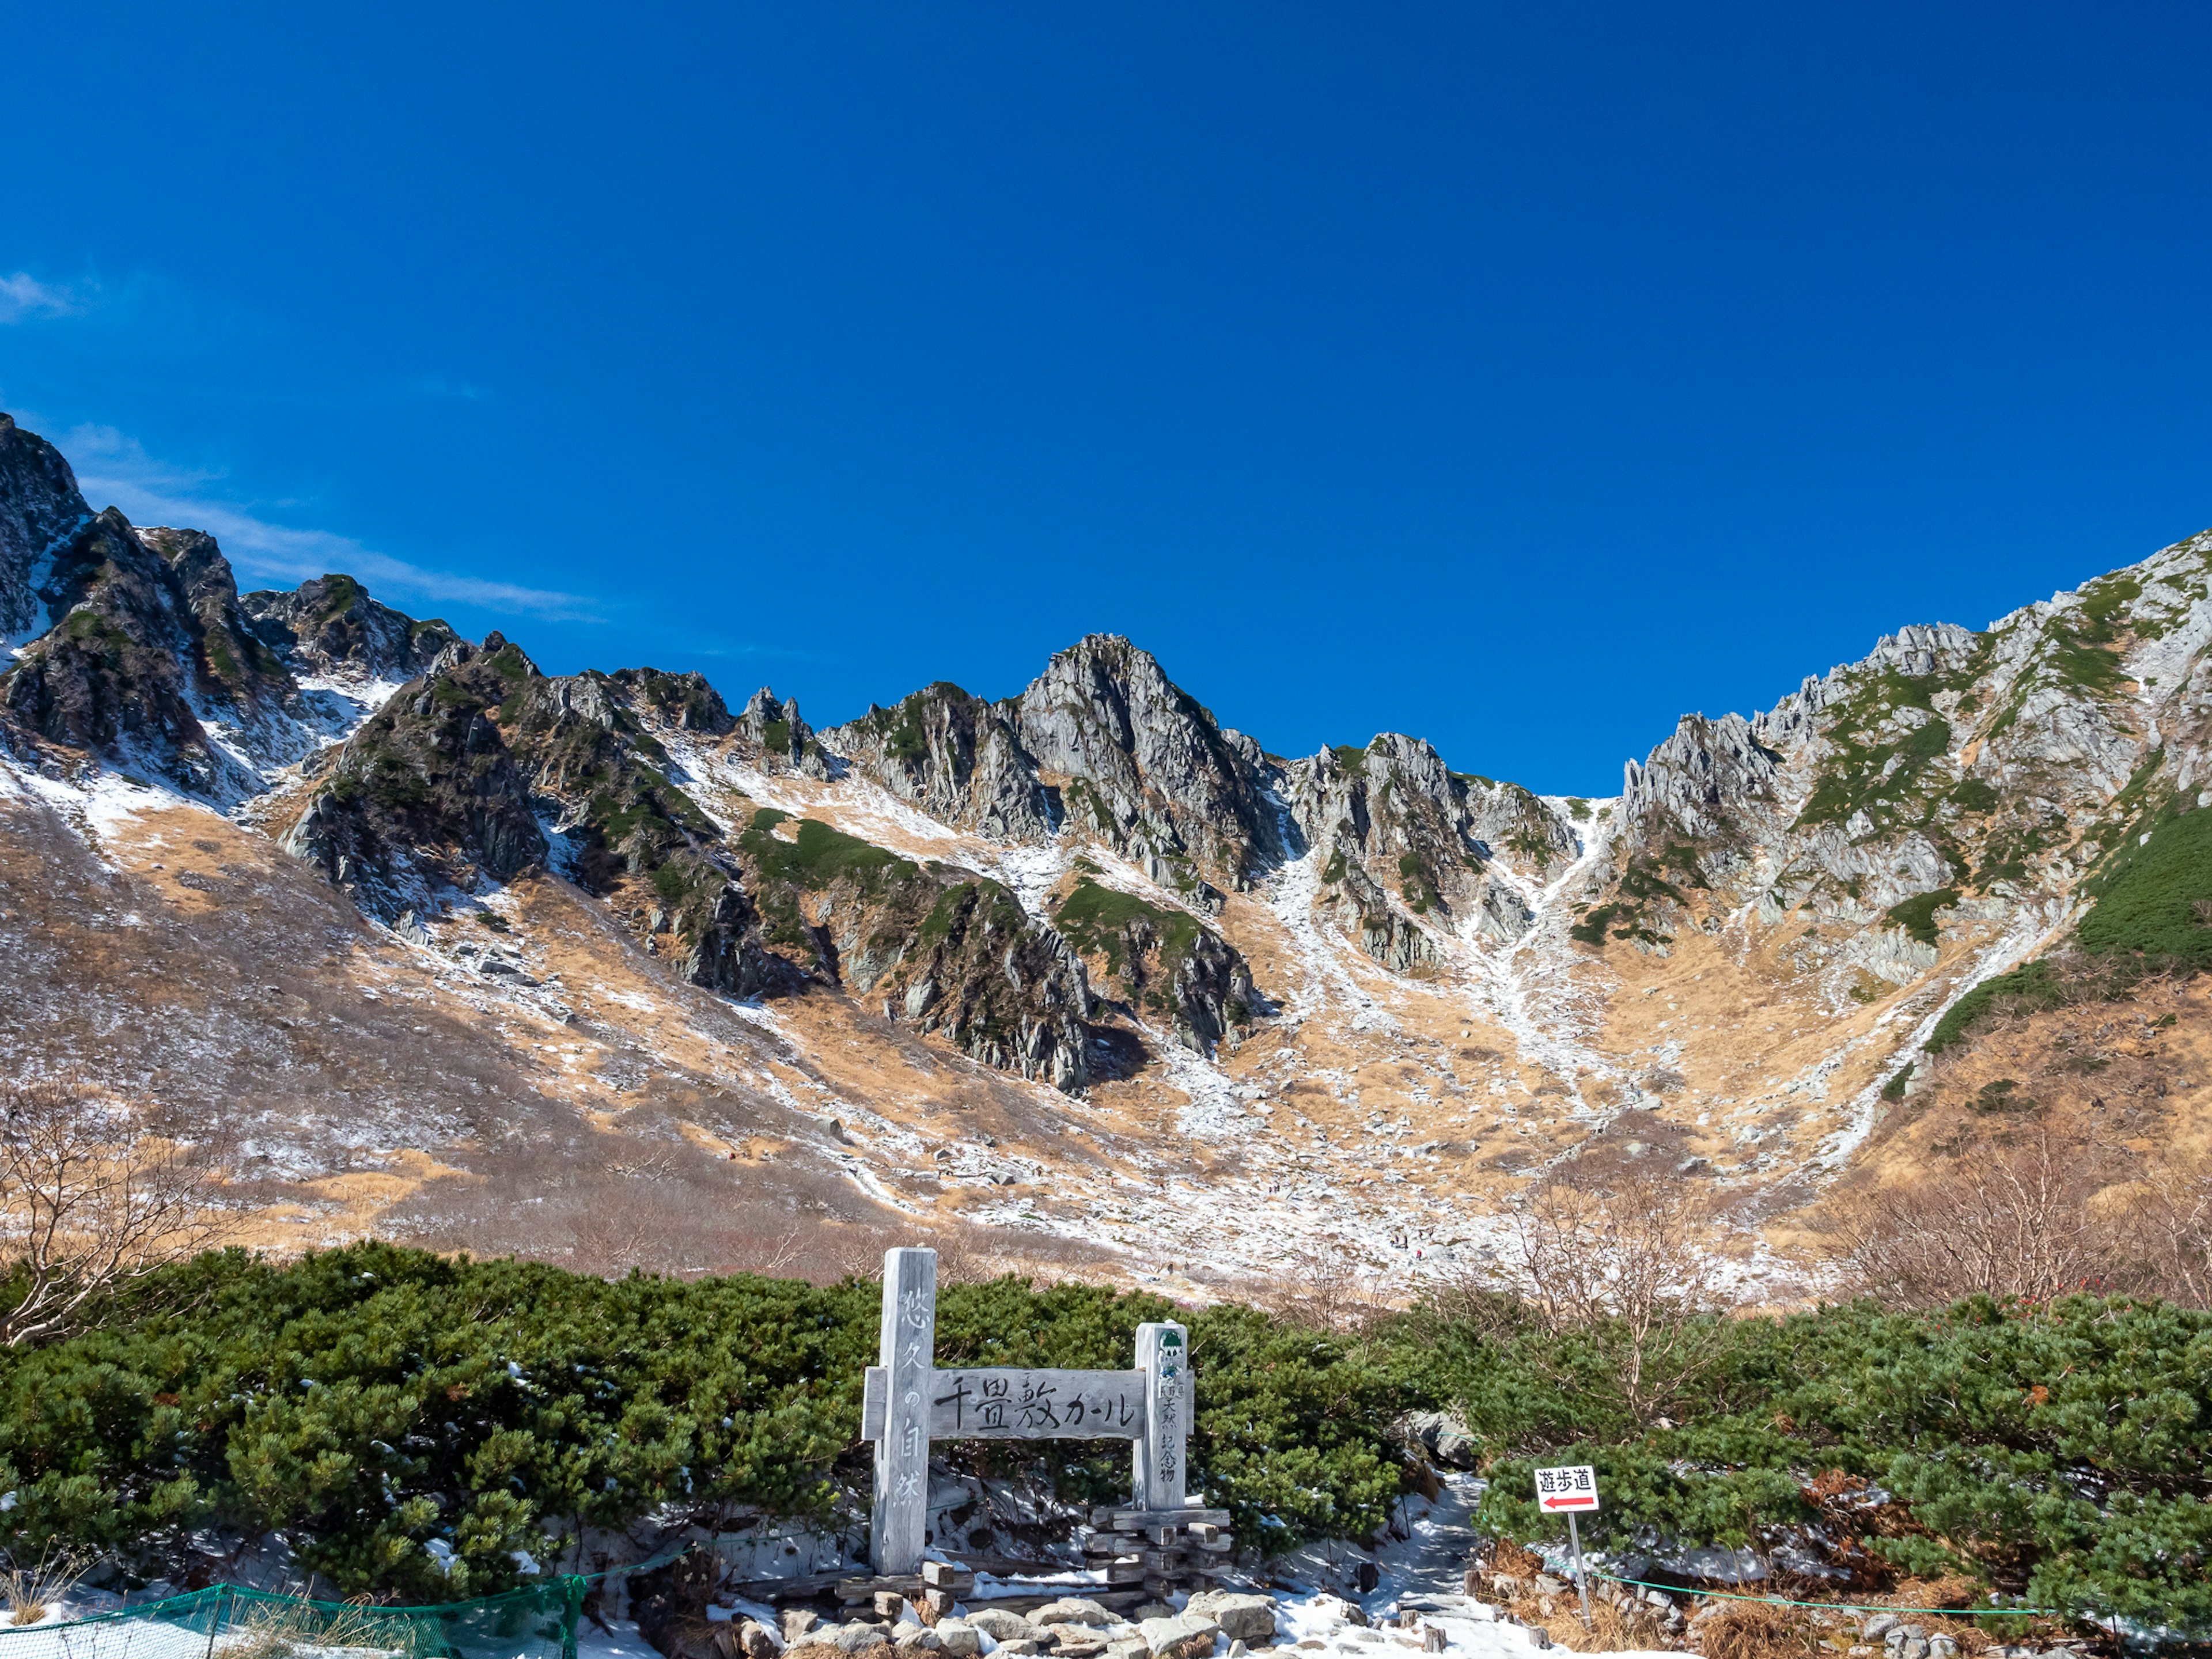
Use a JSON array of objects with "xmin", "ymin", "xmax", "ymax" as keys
[{"xmin": 858, "ymin": 1247, "xmax": 1205, "ymax": 1578}]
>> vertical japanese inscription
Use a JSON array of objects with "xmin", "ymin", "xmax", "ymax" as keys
[
  {"xmin": 871, "ymin": 1246, "xmax": 937, "ymax": 1574},
  {"xmin": 1132, "ymin": 1320, "xmax": 1190, "ymax": 1512}
]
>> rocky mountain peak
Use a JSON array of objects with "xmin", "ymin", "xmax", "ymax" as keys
[
  {"xmin": 1012, "ymin": 632, "xmax": 1287, "ymax": 890},
  {"xmin": 0, "ymin": 412, "xmax": 92, "ymax": 644},
  {"xmin": 242, "ymin": 573, "xmax": 460, "ymax": 685}
]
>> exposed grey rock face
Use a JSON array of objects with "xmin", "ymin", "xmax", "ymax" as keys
[
  {"xmin": 0, "ymin": 510, "xmax": 308, "ymax": 795},
  {"xmin": 0, "ymin": 412, "xmax": 92, "ymax": 643},
  {"xmin": 241, "ymin": 574, "xmax": 460, "ymax": 683},
  {"xmin": 824, "ymin": 638, "xmax": 1294, "ymax": 900},
  {"xmin": 282, "ymin": 637, "xmax": 549, "ymax": 917},
  {"xmin": 609, "ymin": 666, "xmax": 733, "ymax": 734},
  {"xmin": 1621, "ymin": 713, "xmax": 1783, "ymax": 847},
  {"xmin": 1585, "ymin": 537, "xmax": 2212, "ymax": 1009},
  {"xmin": 732, "ymin": 685, "xmax": 835, "ymax": 777},
  {"xmin": 1011, "ymin": 635, "xmax": 1287, "ymax": 889},
  {"xmin": 1282, "ymin": 734, "xmax": 1577, "ymax": 960},
  {"xmin": 823, "ymin": 682, "xmax": 1056, "ymax": 841}
]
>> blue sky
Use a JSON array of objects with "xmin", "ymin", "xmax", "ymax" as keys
[{"xmin": 5, "ymin": 3, "xmax": 2210, "ymax": 796}]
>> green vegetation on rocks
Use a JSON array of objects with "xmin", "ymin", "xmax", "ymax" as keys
[
  {"xmin": 1884, "ymin": 887, "xmax": 1959, "ymax": 947},
  {"xmin": 1053, "ymin": 875, "xmax": 1199, "ymax": 978}
]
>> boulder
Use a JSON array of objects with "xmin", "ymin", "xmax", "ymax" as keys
[
  {"xmin": 1032, "ymin": 1601, "xmax": 1118, "ymax": 1629},
  {"xmin": 895, "ymin": 1633, "xmax": 944, "ymax": 1653},
  {"xmin": 932, "ymin": 1624, "xmax": 982, "ymax": 1658},
  {"xmin": 1137, "ymin": 1614, "xmax": 1219, "ymax": 1659},
  {"xmin": 1185, "ymin": 1594, "xmax": 1277, "ymax": 1645},
  {"xmin": 737, "ymin": 1621, "xmax": 782, "ymax": 1659},
  {"xmin": 783, "ymin": 1613, "xmax": 824, "ymax": 1646},
  {"xmin": 964, "ymin": 1611, "xmax": 1039, "ymax": 1643}
]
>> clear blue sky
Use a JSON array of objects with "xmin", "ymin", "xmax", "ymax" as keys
[{"xmin": 4, "ymin": 3, "xmax": 2209, "ymax": 796}]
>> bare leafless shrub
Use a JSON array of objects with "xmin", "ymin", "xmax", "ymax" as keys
[
  {"xmin": 2110, "ymin": 1152, "xmax": 2212, "ymax": 1309},
  {"xmin": 1497, "ymin": 1167, "xmax": 1725, "ymax": 1425},
  {"xmin": 0, "ymin": 1081, "xmax": 224, "ymax": 1347},
  {"xmin": 1824, "ymin": 1128, "xmax": 2127, "ymax": 1305},
  {"xmin": 1261, "ymin": 1241, "xmax": 1391, "ymax": 1333}
]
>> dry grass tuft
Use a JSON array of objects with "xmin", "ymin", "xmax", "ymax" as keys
[
  {"xmin": 0, "ymin": 1545, "xmax": 87, "ymax": 1627},
  {"xmin": 1692, "ymin": 1604, "xmax": 1825, "ymax": 1659},
  {"xmin": 225, "ymin": 1596, "xmax": 428, "ymax": 1659},
  {"xmin": 1514, "ymin": 1593, "xmax": 1675, "ymax": 1653}
]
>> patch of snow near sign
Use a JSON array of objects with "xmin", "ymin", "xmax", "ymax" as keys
[{"xmin": 1262, "ymin": 1478, "xmax": 1673, "ymax": 1659}]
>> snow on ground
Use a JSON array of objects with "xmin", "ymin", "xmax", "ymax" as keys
[
  {"xmin": 1260, "ymin": 844, "xmax": 1399, "ymax": 1035},
  {"xmin": 575, "ymin": 1616, "xmax": 664, "ymax": 1659},
  {"xmin": 1459, "ymin": 815, "xmax": 1619, "ymax": 1112}
]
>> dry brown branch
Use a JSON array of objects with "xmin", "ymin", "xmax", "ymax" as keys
[
  {"xmin": 2112, "ymin": 1152, "xmax": 2212, "ymax": 1309},
  {"xmin": 0, "ymin": 1082, "xmax": 223, "ymax": 1347},
  {"xmin": 1824, "ymin": 1127, "xmax": 2127, "ymax": 1305},
  {"xmin": 1260, "ymin": 1240, "xmax": 1390, "ymax": 1333},
  {"xmin": 1499, "ymin": 1167, "xmax": 1724, "ymax": 1425}
]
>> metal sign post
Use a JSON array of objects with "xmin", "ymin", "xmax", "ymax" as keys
[
  {"xmin": 1533, "ymin": 1463, "xmax": 1600, "ymax": 1627},
  {"xmin": 860, "ymin": 1248, "xmax": 1194, "ymax": 1576}
]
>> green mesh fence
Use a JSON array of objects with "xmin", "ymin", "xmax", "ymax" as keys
[{"xmin": 0, "ymin": 1577, "xmax": 588, "ymax": 1659}]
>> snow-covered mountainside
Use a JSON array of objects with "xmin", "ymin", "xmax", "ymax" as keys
[{"xmin": 4, "ymin": 408, "xmax": 2209, "ymax": 1293}]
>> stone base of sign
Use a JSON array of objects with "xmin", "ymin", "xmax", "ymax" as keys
[{"xmin": 1081, "ymin": 1507, "xmax": 1234, "ymax": 1600}]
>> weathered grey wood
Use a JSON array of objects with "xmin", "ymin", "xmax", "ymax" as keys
[
  {"xmin": 862, "ymin": 1366, "xmax": 889, "ymax": 1440},
  {"xmin": 927, "ymin": 1366, "xmax": 1147, "ymax": 1438},
  {"xmin": 1104, "ymin": 1507, "xmax": 1229, "ymax": 1529},
  {"xmin": 1131, "ymin": 1321, "xmax": 1190, "ymax": 1512},
  {"xmin": 870, "ymin": 1247, "xmax": 938, "ymax": 1574}
]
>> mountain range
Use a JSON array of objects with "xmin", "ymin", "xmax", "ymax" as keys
[{"xmin": 5, "ymin": 406, "xmax": 2207, "ymax": 1297}]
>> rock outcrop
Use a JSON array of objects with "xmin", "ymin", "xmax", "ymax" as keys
[
  {"xmin": 825, "ymin": 681, "xmax": 1056, "ymax": 840},
  {"xmin": 1011, "ymin": 635, "xmax": 1287, "ymax": 891},
  {"xmin": 282, "ymin": 634, "xmax": 548, "ymax": 914},
  {"xmin": 0, "ymin": 411, "xmax": 92, "ymax": 644},
  {"xmin": 0, "ymin": 509, "xmax": 308, "ymax": 794},
  {"xmin": 1049, "ymin": 874, "xmax": 1257, "ymax": 1054},
  {"xmin": 242, "ymin": 573, "xmax": 460, "ymax": 683}
]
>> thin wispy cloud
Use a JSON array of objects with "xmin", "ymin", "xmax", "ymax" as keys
[
  {"xmin": 0, "ymin": 272, "xmax": 88, "ymax": 324},
  {"xmin": 64, "ymin": 425, "xmax": 600, "ymax": 622},
  {"xmin": 408, "ymin": 375, "xmax": 495, "ymax": 403}
]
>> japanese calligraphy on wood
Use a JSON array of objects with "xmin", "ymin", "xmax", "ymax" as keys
[
  {"xmin": 870, "ymin": 1247, "xmax": 937, "ymax": 1577},
  {"xmin": 1132, "ymin": 1320, "xmax": 1190, "ymax": 1512},
  {"xmin": 863, "ymin": 1248, "xmax": 1194, "ymax": 1574}
]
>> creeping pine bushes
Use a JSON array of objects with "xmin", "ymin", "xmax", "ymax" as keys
[
  {"xmin": 1430, "ymin": 1294, "xmax": 2212, "ymax": 1627},
  {"xmin": 6, "ymin": 1244, "xmax": 2210, "ymax": 1624},
  {"xmin": 0, "ymin": 1246, "xmax": 1410, "ymax": 1604}
]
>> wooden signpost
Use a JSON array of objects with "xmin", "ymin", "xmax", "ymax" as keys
[
  {"xmin": 860, "ymin": 1247, "xmax": 1225, "ymax": 1600},
  {"xmin": 1533, "ymin": 1463, "xmax": 1599, "ymax": 1627}
]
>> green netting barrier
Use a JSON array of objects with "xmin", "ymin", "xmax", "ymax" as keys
[
  {"xmin": 0, "ymin": 1577, "xmax": 588, "ymax": 1659},
  {"xmin": 0, "ymin": 1538, "xmax": 729, "ymax": 1659}
]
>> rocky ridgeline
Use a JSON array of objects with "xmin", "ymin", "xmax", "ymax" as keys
[
  {"xmin": 1589, "ymin": 535, "xmax": 2212, "ymax": 1017},
  {"xmin": 1, "ymin": 505, "xmax": 334, "ymax": 799},
  {"xmin": 1283, "ymin": 736, "xmax": 1581, "ymax": 968},
  {"xmin": 824, "ymin": 635, "xmax": 1289, "ymax": 905},
  {"xmin": 12, "ymin": 404, "xmax": 2212, "ymax": 1112}
]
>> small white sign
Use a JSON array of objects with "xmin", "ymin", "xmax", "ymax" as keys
[{"xmin": 1534, "ymin": 1464, "xmax": 1600, "ymax": 1513}]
